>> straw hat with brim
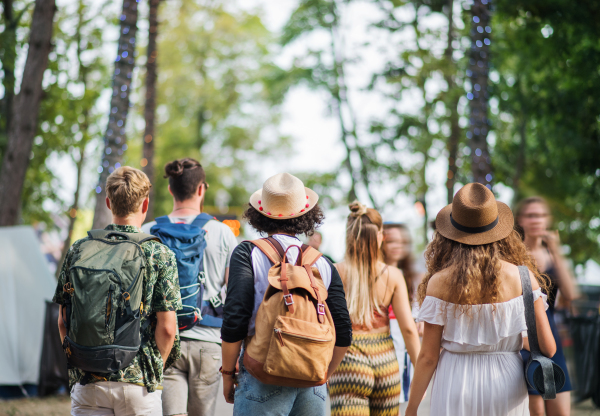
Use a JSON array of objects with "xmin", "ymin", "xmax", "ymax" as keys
[
  {"xmin": 249, "ymin": 173, "xmax": 319, "ymax": 220},
  {"xmin": 436, "ymin": 182, "xmax": 514, "ymax": 245}
]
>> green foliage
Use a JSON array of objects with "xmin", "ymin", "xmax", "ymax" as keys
[
  {"xmin": 126, "ymin": 0, "xmax": 290, "ymax": 217},
  {"xmin": 492, "ymin": 0, "xmax": 600, "ymax": 264},
  {"xmin": 0, "ymin": 0, "xmax": 112, "ymax": 225}
]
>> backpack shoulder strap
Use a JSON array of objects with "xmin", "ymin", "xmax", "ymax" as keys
[
  {"xmin": 128, "ymin": 232, "xmax": 161, "ymax": 244},
  {"xmin": 191, "ymin": 213, "xmax": 214, "ymax": 229},
  {"xmin": 301, "ymin": 245, "xmax": 322, "ymax": 266},
  {"xmin": 265, "ymin": 237, "xmax": 285, "ymax": 258},
  {"xmin": 87, "ymin": 229, "xmax": 111, "ymax": 240},
  {"xmin": 248, "ymin": 238, "xmax": 282, "ymax": 264}
]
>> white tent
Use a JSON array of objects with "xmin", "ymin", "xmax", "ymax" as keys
[{"xmin": 0, "ymin": 226, "xmax": 56, "ymax": 386}]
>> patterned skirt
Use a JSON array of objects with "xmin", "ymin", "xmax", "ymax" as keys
[{"xmin": 328, "ymin": 332, "xmax": 401, "ymax": 416}]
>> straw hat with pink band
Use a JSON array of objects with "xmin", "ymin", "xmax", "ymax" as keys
[{"xmin": 249, "ymin": 173, "xmax": 319, "ymax": 219}]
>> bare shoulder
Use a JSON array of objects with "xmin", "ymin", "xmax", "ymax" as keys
[
  {"xmin": 386, "ymin": 263, "xmax": 404, "ymax": 282},
  {"xmin": 498, "ymin": 261, "xmax": 539, "ymax": 299},
  {"xmin": 425, "ymin": 269, "xmax": 450, "ymax": 300},
  {"xmin": 383, "ymin": 264, "xmax": 405, "ymax": 291}
]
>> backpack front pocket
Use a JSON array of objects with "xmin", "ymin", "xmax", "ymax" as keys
[{"xmin": 264, "ymin": 316, "xmax": 333, "ymax": 382}]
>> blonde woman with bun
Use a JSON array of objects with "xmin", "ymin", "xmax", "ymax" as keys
[{"xmin": 329, "ymin": 202, "xmax": 421, "ymax": 416}]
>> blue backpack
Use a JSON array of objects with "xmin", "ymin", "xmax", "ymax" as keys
[{"xmin": 150, "ymin": 214, "xmax": 224, "ymax": 331}]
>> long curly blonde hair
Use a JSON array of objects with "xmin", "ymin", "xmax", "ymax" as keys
[{"xmin": 417, "ymin": 229, "xmax": 549, "ymax": 310}]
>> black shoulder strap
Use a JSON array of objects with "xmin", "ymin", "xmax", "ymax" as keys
[
  {"xmin": 520, "ymin": 265, "xmax": 539, "ymax": 352},
  {"xmin": 519, "ymin": 265, "xmax": 557, "ymax": 399}
]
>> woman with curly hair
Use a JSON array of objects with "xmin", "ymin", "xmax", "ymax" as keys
[
  {"xmin": 220, "ymin": 173, "xmax": 352, "ymax": 416},
  {"xmin": 405, "ymin": 183, "xmax": 556, "ymax": 416},
  {"xmin": 329, "ymin": 202, "xmax": 421, "ymax": 416}
]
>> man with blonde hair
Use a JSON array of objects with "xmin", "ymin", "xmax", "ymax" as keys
[{"xmin": 53, "ymin": 166, "xmax": 181, "ymax": 416}]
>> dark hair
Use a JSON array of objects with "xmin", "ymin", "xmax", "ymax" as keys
[
  {"xmin": 382, "ymin": 223, "xmax": 417, "ymax": 301},
  {"xmin": 164, "ymin": 158, "xmax": 206, "ymax": 201},
  {"xmin": 243, "ymin": 204, "xmax": 325, "ymax": 237}
]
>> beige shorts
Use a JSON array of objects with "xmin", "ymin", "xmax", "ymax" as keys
[
  {"xmin": 71, "ymin": 381, "xmax": 162, "ymax": 416},
  {"xmin": 162, "ymin": 339, "xmax": 222, "ymax": 416}
]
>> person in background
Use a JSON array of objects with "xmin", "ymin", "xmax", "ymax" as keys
[
  {"xmin": 308, "ymin": 230, "xmax": 335, "ymax": 263},
  {"xmin": 381, "ymin": 222, "xmax": 424, "ymax": 404},
  {"xmin": 406, "ymin": 183, "xmax": 556, "ymax": 416},
  {"xmin": 329, "ymin": 202, "xmax": 420, "ymax": 416},
  {"xmin": 142, "ymin": 158, "xmax": 238, "ymax": 416},
  {"xmin": 516, "ymin": 196, "xmax": 577, "ymax": 416}
]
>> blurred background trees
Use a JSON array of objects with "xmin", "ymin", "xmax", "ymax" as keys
[{"xmin": 0, "ymin": 0, "xmax": 599, "ymax": 265}]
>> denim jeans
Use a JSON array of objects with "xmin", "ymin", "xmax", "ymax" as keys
[{"xmin": 233, "ymin": 351, "xmax": 328, "ymax": 416}]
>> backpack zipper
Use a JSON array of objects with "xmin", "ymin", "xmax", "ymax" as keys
[
  {"xmin": 273, "ymin": 328, "xmax": 332, "ymax": 347},
  {"xmin": 105, "ymin": 286, "xmax": 114, "ymax": 331}
]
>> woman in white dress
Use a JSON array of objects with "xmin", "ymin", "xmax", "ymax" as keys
[{"xmin": 405, "ymin": 183, "xmax": 557, "ymax": 416}]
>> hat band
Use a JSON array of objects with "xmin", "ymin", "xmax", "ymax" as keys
[{"xmin": 450, "ymin": 214, "xmax": 499, "ymax": 234}]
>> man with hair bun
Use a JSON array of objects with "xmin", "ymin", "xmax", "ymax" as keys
[{"xmin": 142, "ymin": 158, "xmax": 238, "ymax": 416}]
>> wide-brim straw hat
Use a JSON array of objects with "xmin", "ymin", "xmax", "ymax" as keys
[
  {"xmin": 249, "ymin": 173, "xmax": 319, "ymax": 220},
  {"xmin": 436, "ymin": 182, "xmax": 514, "ymax": 245}
]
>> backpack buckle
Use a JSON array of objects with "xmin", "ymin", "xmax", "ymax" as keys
[
  {"xmin": 122, "ymin": 292, "xmax": 131, "ymax": 301},
  {"xmin": 317, "ymin": 303, "xmax": 325, "ymax": 315},
  {"xmin": 283, "ymin": 293, "xmax": 294, "ymax": 306},
  {"xmin": 63, "ymin": 282, "xmax": 74, "ymax": 296}
]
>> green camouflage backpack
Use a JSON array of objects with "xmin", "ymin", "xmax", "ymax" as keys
[{"xmin": 61, "ymin": 230, "xmax": 160, "ymax": 373}]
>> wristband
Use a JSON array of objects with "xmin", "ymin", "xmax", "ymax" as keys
[{"xmin": 219, "ymin": 366, "xmax": 236, "ymax": 376}]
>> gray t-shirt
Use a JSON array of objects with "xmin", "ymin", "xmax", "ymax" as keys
[{"xmin": 142, "ymin": 214, "xmax": 238, "ymax": 344}]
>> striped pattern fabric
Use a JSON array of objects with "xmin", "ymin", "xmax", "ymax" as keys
[{"xmin": 329, "ymin": 332, "xmax": 401, "ymax": 416}]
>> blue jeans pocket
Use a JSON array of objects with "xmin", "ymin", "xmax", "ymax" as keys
[
  {"xmin": 313, "ymin": 384, "xmax": 327, "ymax": 400},
  {"xmin": 244, "ymin": 374, "xmax": 282, "ymax": 403}
]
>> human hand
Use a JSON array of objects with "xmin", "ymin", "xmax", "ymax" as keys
[
  {"xmin": 416, "ymin": 321, "xmax": 424, "ymax": 337},
  {"xmin": 223, "ymin": 374, "xmax": 236, "ymax": 404},
  {"xmin": 543, "ymin": 230, "xmax": 561, "ymax": 252}
]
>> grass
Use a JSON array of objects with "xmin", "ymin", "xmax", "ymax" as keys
[{"xmin": 0, "ymin": 395, "xmax": 70, "ymax": 416}]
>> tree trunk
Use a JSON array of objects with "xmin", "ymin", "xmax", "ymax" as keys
[
  {"xmin": 512, "ymin": 115, "xmax": 527, "ymax": 207},
  {"xmin": 0, "ymin": 0, "xmax": 56, "ymax": 226},
  {"xmin": 1, "ymin": 0, "xmax": 15, "ymax": 140},
  {"xmin": 444, "ymin": 0, "xmax": 460, "ymax": 203},
  {"xmin": 142, "ymin": 0, "xmax": 160, "ymax": 219},
  {"xmin": 92, "ymin": 0, "xmax": 139, "ymax": 229},
  {"xmin": 56, "ymin": 147, "xmax": 85, "ymax": 278},
  {"xmin": 468, "ymin": 0, "xmax": 493, "ymax": 186}
]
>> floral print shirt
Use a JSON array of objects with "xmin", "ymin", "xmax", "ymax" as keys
[{"xmin": 53, "ymin": 224, "xmax": 182, "ymax": 392}]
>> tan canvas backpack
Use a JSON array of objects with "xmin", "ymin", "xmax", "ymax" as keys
[{"xmin": 243, "ymin": 237, "xmax": 336, "ymax": 387}]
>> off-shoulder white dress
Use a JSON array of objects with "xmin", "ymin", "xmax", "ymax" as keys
[{"xmin": 417, "ymin": 289, "xmax": 548, "ymax": 416}]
